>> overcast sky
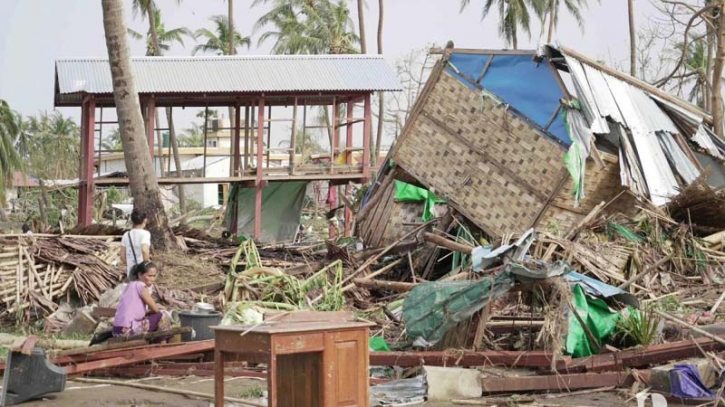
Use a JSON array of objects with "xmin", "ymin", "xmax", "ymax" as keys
[{"xmin": 0, "ymin": 0, "xmax": 658, "ymax": 144}]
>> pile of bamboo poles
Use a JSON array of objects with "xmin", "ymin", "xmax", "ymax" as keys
[{"xmin": 0, "ymin": 235, "xmax": 124, "ymax": 322}]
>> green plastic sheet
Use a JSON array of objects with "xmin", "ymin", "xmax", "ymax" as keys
[
  {"xmin": 566, "ymin": 284, "xmax": 621, "ymax": 358},
  {"xmin": 369, "ymin": 336, "xmax": 391, "ymax": 352},
  {"xmin": 402, "ymin": 271, "xmax": 514, "ymax": 346},
  {"xmin": 393, "ymin": 181, "xmax": 446, "ymax": 222},
  {"xmin": 564, "ymin": 141, "xmax": 584, "ymax": 203}
]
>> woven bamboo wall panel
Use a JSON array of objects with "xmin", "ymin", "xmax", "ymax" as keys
[
  {"xmin": 423, "ymin": 72, "xmax": 566, "ymax": 195},
  {"xmin": 393, "ymin": 71, "xmax": 567, "ymax": 236}
]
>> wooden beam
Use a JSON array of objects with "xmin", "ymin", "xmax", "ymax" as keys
[
  {"xmin": 422, "ymin": 232, "xmax": 474, "ymax": 255},
  {"xmin": 202, "ymin": 106, "xmax": 209, "ymax": 177},
  {"xmin": 243, "ymin": 105, "xmax": 250, "ymax": 171},
  {"xmin": 289, "ymin": 97, "xmax": 298, "ymax": 175},
  {"xmin": 430, "ymin": 48, "xmax": 535, "ymax": 56},
  {"xmin": 370, "ymin": 350, "xmax": 569, "ymax": 369},
  {"xmin": 78, "ymin": 98, "xmax": 96, "ymax": 227},
  {"xmin": 345, "ymin": 100, "xmax": 354, "ymax": 236},
  {"xmin": 363, "ymin": 94, "xmax": 372, "ymax": 181},
  {"xmin": 480, "ymin": 371, "xmax": 642, "ymax": 393},
  {"xmin": 232, "ymin": 103, "xmax": 241, "ymax": 177},
  {"xmin": 254, "ymin": 98, "xmax": 265, "ymax": 240},
  {"xmin": 146, "ymin": 98, "xmax": 155, "ymax": 160}
]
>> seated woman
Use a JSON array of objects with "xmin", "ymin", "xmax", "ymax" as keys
[{"xmin": 112, "ymin": 261, "xmax": 172, "ymax": 342}]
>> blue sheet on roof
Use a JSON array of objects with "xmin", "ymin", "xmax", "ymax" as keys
[{"xmin": 447, "ymin": 53, "xmax": 570, "ymax": 145}]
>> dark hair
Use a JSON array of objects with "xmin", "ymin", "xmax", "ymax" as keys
[
  {"xmin": 131, "ymin": 208, "xmax": 147, "ymax": 226},
  {"xmin": 132, "ymin": 261, "xmax": 156, "ymax": 279},
  {"xmin": 21, "ymin": 224, "xmax": 30, "ymax": 233}
]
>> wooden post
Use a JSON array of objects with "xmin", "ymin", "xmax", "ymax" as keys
[
  {"xmin": 254, "ymin": 98, "xmax": 266, "ymax": 241},
  {"xmin": 202, "ymin": 106, "xmax": 209, "ymax": 178},
  {"xmin": 78, "ymin": 98, "xmax": 96, "ymax": 227},
  {"xmin": 146, "ymin": 98, "xmax": 155, "ymax": 167},
  {"xmin": 362, "ymin": 94, "xmax": 372, "ymax": 181},
  {"xmin": 232, "ymin": 103, "xmax": 241, "ymax": 177},
  {"xmin": 97, "ymin": 108, "xmax": 103, "ymax": 176},
  {"xmin": 301, "ymin": 102, "xmax": 307, "ymax": 167},
  {"xmin": 214, "ymin": 348, "xmax": 224, "ymax": 406},
  {"xmin": 330, "ymin": 97, "xmax": 337, "ymax": 174},
  {"xmin": 266, "ymin": 105, "xmax": 272, "ymax": 169},
  {"xmin": 244, "ymin": 105, "xmax": 250, "ymax": 173},
  {"xmin": 345, "ymin": 100, "xmax": 354, "ymax": 236},
  {"xmin": 289, "ymin": 97, "xmax": 298, "ymax": 175}
]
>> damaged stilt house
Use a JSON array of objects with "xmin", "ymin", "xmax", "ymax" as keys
[
  {"xmin": 54, "ymin": 55, "xmax": 401, "ymax": 242},
  {"xmin": 361, "ymin": 44, "xmax": 725, "ymax": 242}
]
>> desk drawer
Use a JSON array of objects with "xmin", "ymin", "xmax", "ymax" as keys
[{"xmin": 274, "ymin": 333, "xmax": 324, "ymax": 354}]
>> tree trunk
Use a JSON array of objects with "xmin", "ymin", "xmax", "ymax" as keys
[
  {"xmin": 38, "ymin": 179, "xmax": 50, "ymax": 230},
  {"xmin": 166, "ymin": 107, "xmax": 186, "ymax": 214},
  {"xmin": 628, "ymin": 0, "xmax": 636, "ymax": 77},
  {"xmin": 547, "ymin": 0, "xmax": 555, "ymax": 43},
  {"xmin": 228, "ymin": 0, "xmax": 236, "ymax": 132},
  {"xmin": 357, "ymin": 0, "xmax": 367, "ymax": 53},
  {"xmin": 512, "ymin": 28, "xmax": 518, "ymax": 50},
  {"xmin": 146, "ymin": 5, "xmax": 160, "ymax": 57},
  {"xmin": 713, "ymin": 3, "xmax": 725, "ymax": 138},
  {"xmin": 374, "ymin": 0, "xmax": 385, "ymax": 166},
  {"xmin": 101, "ymin": 0, "xmax": 176, "ymax": 251}
]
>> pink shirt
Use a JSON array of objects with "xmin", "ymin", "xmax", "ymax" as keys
[{"xmin": 113, "ymin": 281, "xmax": 147, "ymax": 330}]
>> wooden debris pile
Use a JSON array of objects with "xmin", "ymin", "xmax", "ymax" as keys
[{"xmin": 0, "ymin": 234, "xmax": 124, "ymax": 323}]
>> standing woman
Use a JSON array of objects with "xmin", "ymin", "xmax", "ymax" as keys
[
  {"xmin": 112, "ymin": 261, "xmax": 172, "ymax": 341},
  {"xmin": 121, "ymin": 208, "xmax": 151, "ymax": 280}
]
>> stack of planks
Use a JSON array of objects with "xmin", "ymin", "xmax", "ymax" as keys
[{"xmin": 0, "ymin": 235, "xmax": 124, "ymax": 322}]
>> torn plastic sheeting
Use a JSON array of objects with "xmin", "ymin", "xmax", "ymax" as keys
[
  {"xmin": 393, "ymin": 181, "xmax": 445, "ymax": 222},
  {"xmin": 402, "ymin": 272, "xmax": 515, "ymax": 347},
  {"xmin": 564, "ymin": 271, "xmax": 639, "ymax": 308},
  {"xmin": 563, "ymin": 107, "xmax": 593, "ymax": 204},
  {"xmin": 669, "ymin": 364, "xmax": 716, "ymax": 399},
  {"xmin": 370, "ymin": 375, "xmax": 427, "ymax": 406},
  {"xmin": 566, "ymin": 284, "xmax": 621, "ymax": 358},
  {"xmin": 472, "ymin": 228, "xmax": 536, "ymax": 272}
]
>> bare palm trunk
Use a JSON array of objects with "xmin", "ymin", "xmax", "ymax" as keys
[
  {"xmin": 146, "ymin": 5, "xmax": 160, "ymax": 57},
  {"xmin": 102, "ymin": 0, "xmax": 176, "ymax": 250},
  {"xmin": 512, "ymin": 28, "xmax": 518, "ymax": 50},
  {"xmin": 712, "ymin": 4, "xmax": 725, "ymax": 138},
  {"xmin": 628, "ymin": 0, "xmax": 636, "ymax": 77},
  {"xmin": 166, "ymin": 107, "xmax": 186, "ymax": 213},
  {"xmin": 357, "ymin": 0, "xmax": 367, "ymax": 53},
  {"xmin": 374, "ymin": 0, "xmax": 385, "ymax": 166},
  {"xmin": 547, "ymin": 0, "xmax": 555, "ymax": 43}
]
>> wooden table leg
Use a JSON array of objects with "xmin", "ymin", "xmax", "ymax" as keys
[
  {"xmin": 268, "ymin": 353, "xmax": 277, "ymax": 407},
  {"xmin": 215, "ymin": 348, "xmax": 224, "ymax": 406}
]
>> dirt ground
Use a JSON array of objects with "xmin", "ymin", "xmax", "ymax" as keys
[{"xmin": 15, "ymin": 376, "xmax": 674, "ymax": 407}]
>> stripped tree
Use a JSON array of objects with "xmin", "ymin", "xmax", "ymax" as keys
[{"xmin": 101, "ymin": 0, "xmax": 177, "ymax": 250}]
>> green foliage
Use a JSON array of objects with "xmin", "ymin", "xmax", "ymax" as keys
[
  {"xmin": 616, "ymin": 306, "xmax": 662, "ymax": 348},
  {"xmin": 254, "ymin": 0, "xmax": 359, "ymax": 54},
  {"xmin": 193, "ymin": 15, "xmax": 251, "ymax": 55},
  {"xmin": 180, "ymin": 124, "xmax": 205, "ymax": 147},
  {"xmin": 128, "ymin": 8, "xmax": 192, "ymax": 56},
  {"xmin": 0, "ymin": 99, "xmax": 22, "ymax": 205},
  {"xmin": 19, "ymin": 112, "xmax": 80, "ymax": 181},
  {"xmin": 608, "ymin": 221, "xmax": 644, "ymax": 243}
]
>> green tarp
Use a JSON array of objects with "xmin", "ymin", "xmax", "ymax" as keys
[
  {"xmin": 225, "ymin": 181, "xmax": 308, "ymax": 243},
  {"xmin": 393, "ymin": 181, "xmax": 446, "ymax": 222},
  {"xmin": 565, "ymin": 284, "xmax": 621, "ymax": 358},
  {"xmin": 402, "ymin": 271, "xmax": 515, "ymax": 346}
]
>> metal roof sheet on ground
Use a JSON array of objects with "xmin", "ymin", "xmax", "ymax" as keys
[{"xmin": 55, "ymin": 55, "xmax": 402, "ymax": 95}]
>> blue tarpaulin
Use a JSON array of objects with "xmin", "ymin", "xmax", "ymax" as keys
[
  {"xmin": 669, "ymin": 364, "xmax": 715, "ymax": 399},
  {"xmin": 447, "ymin": 53, "xmax": 570, "ymax": 145}
]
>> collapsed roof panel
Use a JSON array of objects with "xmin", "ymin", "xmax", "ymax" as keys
[{"xmin": 447, "ymin": 52, "xmax": 570, "ymax": 145}]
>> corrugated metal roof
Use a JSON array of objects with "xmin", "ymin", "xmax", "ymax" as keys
[{"xmin": 56, "ymin": 55, "xmax": 402, "ymax": 95}]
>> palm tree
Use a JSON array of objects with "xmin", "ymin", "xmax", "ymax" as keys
[
  {"xmin": 130, "ymin": 2, "xmax": 190, "ymax": 212},
  {"xmin": 0, "ymin": 100, "xmax": 22, "ymax": 218},
  {"xmin": 102, "ymin": 127, "xmax": 123, "ymax": 151},
  {"xmin": 24, "ymin": 112, "xmax": 80, "ymax": 181},
  {"xmin": 254, "ymin": 0, "xmax": 359, "ymax": 54},
  {"xmin": 357, "ymin": 0, "xmax": 367, "ymax": 53},
  {"xmin": 674, "ymin": 38, "xmax": 709, "ymax": 108},
  {"xmin": 101, "ymin": 0, "xmax": 177, "ymax": 250},
  {"xmin": 374, "ymin": 0, "xmax": 384, "ymax": 166},
  {"xmin": 543, "ymin": 0, "xmax": 592, "ymax": 43},
  {"xmin": 459, "ymin": 0, "xmax": 544, "ymax": 49},
  {"xmin": 128, "ymin": 9, "xmax": 192, "ymax": 55},
  {"xmin": 180, "ymin": 124, "xmax": 205, "ymax": 147},
  {"xmin": 193, "ymin": 15, "xmax": 251, "ymax": 55},
  {"xmin": 628, "ymin": 0, "xmax": 635, "ymax": 76}
]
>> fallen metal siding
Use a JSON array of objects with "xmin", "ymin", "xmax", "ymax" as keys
[{"xmin": 56, "ymin": 55, "xmax": 402, "ymax": 95}]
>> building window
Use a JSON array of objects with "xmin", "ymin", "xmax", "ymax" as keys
[{"xmin": 208, "ymin": 139, "xmax": 217, "ymax": 148}]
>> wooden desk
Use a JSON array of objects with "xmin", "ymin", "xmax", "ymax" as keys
[{"xmin": 212, "ymin": 321, "xmax": 374, "ymax": 407}]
